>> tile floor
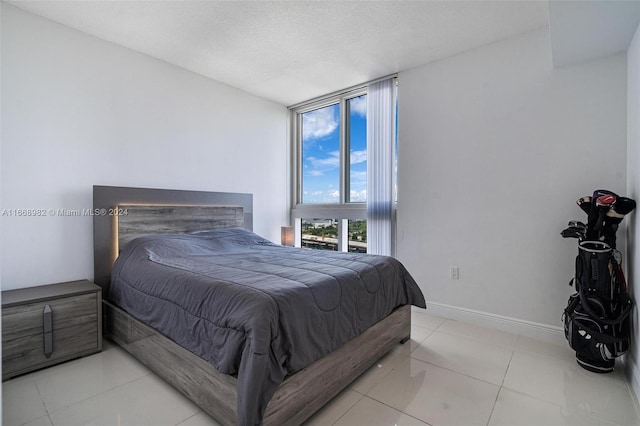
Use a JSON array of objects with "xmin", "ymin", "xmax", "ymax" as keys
[{"xmin": 3, "ymin": 311, "xmax": 640, "ymax": 426}]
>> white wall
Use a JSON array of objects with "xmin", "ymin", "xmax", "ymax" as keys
[
  {"xmin": 398, "ymin": 28, "xmax": 627, "ymax": 330},
  {"xmin": 626, "ymin": 20, "xmax": 640, "ymax": 405},
  {"xmin": 1, "ymin": 5, "xmax": 289, "ymax": 290},
  {"xmin": 0, "ymin": 3, "xmax": 4, "ymax": 419}
]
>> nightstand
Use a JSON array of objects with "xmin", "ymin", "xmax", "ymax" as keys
[{"xmin": 2, "ymin": 280, "xmax": 102, "ymax": 380}]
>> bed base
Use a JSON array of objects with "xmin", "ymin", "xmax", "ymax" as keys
[{"xmin": 104, "ymin": 301, "xmax": 411, "ymax": 426}]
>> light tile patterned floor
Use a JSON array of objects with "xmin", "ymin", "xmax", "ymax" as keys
[{"xmin": 3, "ymin": 311, "xmax": 639, "ymax": 426}]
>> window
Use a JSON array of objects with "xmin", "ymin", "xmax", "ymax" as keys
[
  {"xmin": 291, "ymin": 78, "xmax": 397, "ymax": 255},
  {"xmin": 299, "ymin": 94, "xmax": 367, "ymax": 205},
  {"xmin": 347, "ymin": 95, "xmax": 367, "ymax": 203},
  {"xmin": 301, "ymin": 104, "xmax": 340, "ymax": 203},
  {"xmin": 292, "ymin": 89, "xmax": 368, "ymax": 252}
]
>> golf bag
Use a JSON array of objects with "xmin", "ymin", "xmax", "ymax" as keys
[{"xmin": 561, "ymin": 190, "xmax": 635, "ymax": 373}]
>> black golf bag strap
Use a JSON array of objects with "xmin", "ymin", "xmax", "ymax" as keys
[{"xmin": 576, "ymin": 281, "xmax": 632, "ymax": 326}]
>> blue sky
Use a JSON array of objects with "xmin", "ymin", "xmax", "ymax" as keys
[{"xmin": 302, "ymin": 95, "xmax": 367, "ymax": 203}]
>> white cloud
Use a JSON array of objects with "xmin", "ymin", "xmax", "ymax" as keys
[
  {"xmin": 329, "ymin": 190, "xmax": 340, "ymax": 199},
  {"xmin": 306, "ymin": 151, "xmax": 340, "ymax": 170},
  {"xmin": 309, "ymin": 170, "xmax": 324, "ymax": 177},
  {"xmin": 303, "ymin": 107, "xmax": 338, "ymax": 140},
  {"xmin": 350, "ymin": 150, "xmax": 367, "ymax": 165},
  {"xmin": 308, "ymin": 150, "xmax": 366, "ymax": 173},
  {"xmin": 349, "ymin": 96, "xmax": 367, "ymax": 117},
  {"xmin": 350, "ymin": 189, "xmax": 367, "ymax": 202}
]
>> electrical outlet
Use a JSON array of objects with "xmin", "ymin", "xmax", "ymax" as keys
[{"xmin": 450, "ymin": 266, "xmax": 459, "ymax": 280}]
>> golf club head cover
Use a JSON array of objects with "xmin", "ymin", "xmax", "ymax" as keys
[
  {"xmin": 587, "ymin": 190, "xmax": 618, "ymax": 240},
  {"xmin": 577, "ymin": 196, "xmax": 592, "ymax": 216},
  {"xmin": 561, "ymin": 226, "xmax": 586, "ymax": 239},
  {"xmin": 596, "ymin": 194, "xmax": 616, "ymax": 208},
  {"xmin": 601, "ymin": 196, "xmax": 635, "ymax": 248},
  {"xmin": 610, "ymin": 197, "xmax": 636, "ymax": 217},
  {"xmin": 568, "ymin": 220, "xmax": 587, "ymax": 230},
  {"xmin": 595, "ymin": 193, "xmax": 616, "ymax": 234}
]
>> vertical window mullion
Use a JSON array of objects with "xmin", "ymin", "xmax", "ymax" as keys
[
  {"xmin": 295, "ymin": 112, "xmax": 303, "ymax": 205},
  {"xmin": 339, "ymin": 97, "xmax": 347, "ymax": 205},
  {"xmin": 339, "ymin": 97, "xmax": 348, "ymax": 252},
  {"xmin": 338, "ymin": 219, "xmax": 348, "ymax": 252},
  {"xmin": 294, "ymin": 217, "xmax": 302, "ymax": 248},
  {"xmin": 344, "ymin": 97, "xmax": 351, "ymax": 204}
]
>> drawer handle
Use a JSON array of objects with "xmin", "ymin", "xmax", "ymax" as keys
[{"xmin": 43, "ymin": 304, "xmax": 53, "ymax": 358}]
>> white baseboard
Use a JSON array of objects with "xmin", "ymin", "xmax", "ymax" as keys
[{"xmin": 414, "ymin": 301, "xmax": 565, "ymax": 345}]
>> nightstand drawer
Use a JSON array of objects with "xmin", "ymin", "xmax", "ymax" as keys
[
  {"xmin": 2, "ymin": 293, "xmax": 97, "ymax": 340},
  {"xmin": 2, "ymin": 280, "xmax": 102, "ymax": 380},
  {"xmin": 3, "ymin": 319, "xmax": 98, "ymax": 376}
]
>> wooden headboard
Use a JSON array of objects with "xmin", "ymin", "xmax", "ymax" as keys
[{"xmin": 93, "ymin": 186, "xmax": 253, "ymax": 294}]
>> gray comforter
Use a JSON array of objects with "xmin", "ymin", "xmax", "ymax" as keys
[{"xmin": 109, "ymin": 228, "xmax": 426, "ymax": 425}]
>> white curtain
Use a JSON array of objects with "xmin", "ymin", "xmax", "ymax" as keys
[{"xmin": 367, "ymin": 78, "xmax": 395, "ymax": 256}]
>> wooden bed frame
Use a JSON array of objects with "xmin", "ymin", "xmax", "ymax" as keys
[{"xmin": 93, "ymin": 185, "xmax": 411, "ymax": 425}]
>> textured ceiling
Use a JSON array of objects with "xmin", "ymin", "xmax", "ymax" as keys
[
  {"xmin": 7, "ymin": 1, "xmax": 550, "ymax": 106},
  {"xmin": 549, "ymin": 0, "xmax": 640, "ymax": 68}
]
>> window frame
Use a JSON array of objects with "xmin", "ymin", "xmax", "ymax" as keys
[
  {"xmin": 290, "ymin": 87, "xmax": 368, "ymax": 249},
  {"xmin": 292, "ymin": 87, "xmax": 367, "ymax": 207}
]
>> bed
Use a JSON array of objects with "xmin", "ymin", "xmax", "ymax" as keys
[{"xmin": 93, "ymin": 185, "xmax": 426, "ymax": 426}]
